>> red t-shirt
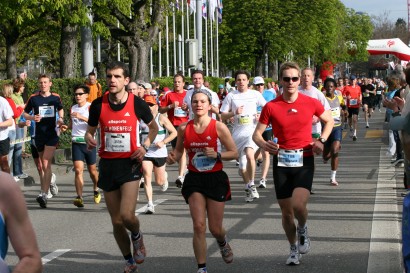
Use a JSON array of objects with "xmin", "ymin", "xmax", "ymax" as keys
[
  {"xmin": 259, "ymin": 93, "xmax": 325, "ymax": 150},
  {"xmin": 184, "ymin": 119, "xmax": 223, "ymax": 173},
  {"xmin": 344, "ymin": 85, "xmax": 361, "ymax": 108},
  {"xmin": 160, "ymin": 90, "xmax": 188, "ymax": 126}
]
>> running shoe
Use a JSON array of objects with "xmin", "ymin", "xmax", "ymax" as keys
[
  {"xmin": 286, "ymin": 244, "xmax": 301, "ymax": 265},
  {"xmin": 50, "ymin": 173, "xmax": 58, "ymax": 196},
  {"xmin": 132, "ymin": 234, "xmax": 146, "ymax": 264},
  {"xmin": 235, "ymin": 160, "xmax": 239, "ymax": 166},
  {"xmin": 330, "ymin": 179, "xmax": 339, "ymax": 186},
  {"xmin": 160, "ymin": 172, "xmax": 169, "ymax": 192},
  {"xmin": 245, "ymin": 188, "xmax": 253, "ymax": 202},
  {"xmin": 352, "ymin": 135, "xmax": 357, "ymax": 141},
  {"xmin": 46, "ymin": 190, "xmax": 53, "ymax": 199},
  {"xmin": 145, "ymin": 204, "xmax": 155, "ymax": 214},
  {"xmin": 36, "ymin": 193, "xmax": 47, "ymax": 208},
  {"xmin": 349, "ymin": 128, "xmax": 354, "ymax": 138},
  {"xmin": 175, "ymin": 176, "xmax": 184, "ymax": 188},
  {"xmin": 94, "ymin": 191, "xmax": 101, "ymax": 204},
  {"xmin": 219, "ymin": 241, "xmax": 233, "ymax": 264},
  {"xmin": 250, "ymin": 185, "xmax": 259, "ymax": 199},
  {"xmin": 73, "ymin": 197, "xmax": 84, "ymax": 208},
  {"xmin": 18, "ymin": 173, "xmax": 29, "ymax": 179},
  {"xmin": 123, "ymin": 260, "xmax": 138, "ymax": 273},
  {"xmin": 197, "ymin": 268, "xmax": 207, "ymax": 273},
  {"xmin": 366, "ymin": 124, "xmax": 369, "ymax": 128},
  {"xmin": 258, "ymin": 178, "xmax": 267, "ymax": 188},
  {"xmin": 297, "ymin": 225, "xmax": 311, "ymax": 254},
  {"xmin": 13, "ymin": 176, "xmax": 20, "ymax": 182}
]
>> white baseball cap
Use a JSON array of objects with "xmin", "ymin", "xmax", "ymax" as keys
[{"xmin": 253, "ymin": 76, "xmax": 264, "ymax": 85}]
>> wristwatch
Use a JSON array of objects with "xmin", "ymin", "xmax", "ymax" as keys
[
  {"xmin": 142, "ymin": 144, "xmax": 149, "ymax": 152},
  {"xmin": 318, "ymin": 137, "xmax": 327, "ymax": 144}
]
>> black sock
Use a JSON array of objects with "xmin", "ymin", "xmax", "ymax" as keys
[
  {"xmin": 124, "ymin": 253, "xmax": 133, "ymax": 263},
  {"xmin": 217, "ymin": 239, "xmax": 227, "ymax": 247},
  {"xmin": 198, "ymin": 263, "xmax": 206, "ymax": 269},
  {"xmin": 131, "ymin": 232, "xmax": 141, "ymax": 241},
  {"xmin": 94, "ymin": 190, "xmax": 99, "ymax": 195}
]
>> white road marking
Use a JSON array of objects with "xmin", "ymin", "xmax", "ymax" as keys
[
  {"xmin": 42, "ymin": 249, "xmax": 70, "ymax": 265},
  {"xmin": 135, "ymin": 199, "xmax": 167, "ymax": 215},
  {"xmin": 367, "ymin": 148, "xmax": 402, "ymax": 273}
]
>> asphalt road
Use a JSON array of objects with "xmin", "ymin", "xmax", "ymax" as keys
[{"xmin": 5, "ymin": 109, "xmax": 406, "ymax": 273}]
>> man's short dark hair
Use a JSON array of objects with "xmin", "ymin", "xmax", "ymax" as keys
[
  {"xmin": 88, "ymin": 71, "xmax": 96, "ymax": 77},
  {"xmin": 74, "ymin": 84, "xmax": 90, "ymax": 94},
  {"xmin": 106, "ymin": 61, "xmax": 130, "ymax": 78},
  {"xmin": 174, "ymin": 73, "xmax": 185, "ymax": 82},
  {"xmin": 234, "ymin": 70, "xmax": 250, "ymax": 81},
  {"xmin": 191, "ymin": 70, "xmax": 204, "ymax": 78},
  {"xmin": 324, "ymin": 78, "xmax": 337, "ymax": 87}
]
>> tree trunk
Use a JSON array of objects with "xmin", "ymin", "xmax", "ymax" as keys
[
  {"xmin": 60, "ymin": 20, "xmax": 78, "ymax": 78},
  {"xmin": 5, "ymin": 33, "xmax": 18, "ymax": 79},
  {"xmin": 128, "ymin": 44, "xmax": 139, "ymax": 80},
  {"xmin": 136, "ymin": 42, "xmax": 151, "ymax": 81}
]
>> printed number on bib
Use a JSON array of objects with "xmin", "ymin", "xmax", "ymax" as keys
[
  {"xmin": 39, "ymin": 106, "xmax": 55, "ymax": 118},
  {"xmin": 238, "ymin": 115, "xmax": 251, "ymax": 125},
  {"xmin": 174, "ymin": 107, "xmax": 187, "ymax": 117},
  {"xmin": 105, "ymin": 132, "xmax": 131, "ymax": 152},
  {"xmin": 331, "ymin": 107, "xmax": 341, "ymax": 118},
  {"xmin": 192, "ymin": 152, "xmax": 216, "ymax": 172},
  {"xmin": 350, "ymin": 99, "xmax": 358, "ymax": 106},
  {"xmin": 278, "ymin": 149, "xmax": 303, "ymax": 167}
]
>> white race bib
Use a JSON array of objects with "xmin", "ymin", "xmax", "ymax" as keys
[
  {"xmin": 191, "ymin": 152, "xmax": 216, "ymax": 172},
  {"xmin": 278, "ymin": 149, "xmax": 303, "ymax": 167},
  {"xmin": 237, "ymin": 115, "xmax": 252, "ymax": 125},
  {"xmin": 331, "ymin": 107, "xmax": 341, "ymax": 118},
  {"xmin": 174, "ymin": 107, "xmax": 187, "ymax": 117},
  {"xmin": 349, "ymin": 99, "xmax": 358, "ymax": 106},
  {"xmin": 105, "ymin": 132, "xmax": 131, "ymax": 152},
  {"xmin": 39, "ymin": 106, "xmax": 55, "ymax": 118}
]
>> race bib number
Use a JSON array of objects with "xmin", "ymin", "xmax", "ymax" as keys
[
  {"xmin": 237, "ymin": 115, "xmax": 252, "ymax": 125},
  {"xmin": 191, "ymin": 152, "xmax": 216, "ymax": 172},
  {"xmin": 331, "ymin": 107, "xmax": 341, "ymax": 118},
  {"xmin": 376, "ymin": 90, "xmax": 382, "ymax": 95},
  {"xmin": 39, "ymin": 106, "xmax": 55, "ymax": 118},
  {"xmin": 174, "ymin": 107, "xmax": 187, "ymax": 117},
  {"xmin": 105, "ymin": 132, "xmax": 131, "ymax": 152},
  {"xmin": 349, "ymin": 99, "xmax": 358, "ymax": 106},
  {"xmin": 277, "ymin": 149, "xmax": 303, "ymax": 167}
]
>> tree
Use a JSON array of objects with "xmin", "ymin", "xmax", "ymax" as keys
[{"xmin": 93, "ymin": 0, "xmax": 168, "ymax": 81}]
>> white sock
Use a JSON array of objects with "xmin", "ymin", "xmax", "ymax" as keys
[
  {"xmin": 331, "ymin": 171, "xmax": 336, "ymax": 180},
  {"xmin": 148, "ymin": 201, "xmax": 153, "ymax": 206}
]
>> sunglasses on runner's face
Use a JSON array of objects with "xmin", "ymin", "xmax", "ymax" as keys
[
  {"xmin": 74, "ymin": 93, "xmax": 86, "ymax": 96},
  {"xmin": 256, "ymin": 84, "xmax": 264, "ymax": 87},
  {"xmin": 282, "ymin": 77, "xmax": 300, "ymax": 83}
]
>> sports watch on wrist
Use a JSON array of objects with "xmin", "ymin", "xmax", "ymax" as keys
[
  {"xmin": 142, "ymin": 144, "xmax": 149, "ymax": 152},
  {"xmin": 318, "ymin": 137, "xmax": 326, "ymax": 144}
]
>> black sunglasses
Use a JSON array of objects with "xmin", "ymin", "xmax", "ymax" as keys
[
  {"xmin": 256, "ymin": 83, "xmax": 264, "ymax": 87},
  {"xmin": 74, "ymin": 93, "xmax": 86, "ymax": 96},
  {"xmin": 282, "ymin": 77, "xmax": 300, "ymax": 83}
]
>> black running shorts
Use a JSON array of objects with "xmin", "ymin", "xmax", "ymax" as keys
[
  {"xmin": 98, "ymin": 158, "xmax": 142, "ymax": 192},
  {"xmin": 182, "ymin": 170, "xmax": 231, "ymax": 203},
  {"xmin": 272, "ymin": 155, "xmax": 315, "ymax": 199}
]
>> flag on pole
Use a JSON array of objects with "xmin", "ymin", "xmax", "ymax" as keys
[
  {"xmin": 175, "ymin": 0, "xmax": 180, "ymax": 10},
  {"xmin": 188, "ymin": 0, "xmax": 196, "ymax": 14},
  {"xmin": 209, "ymin": 0, "xmax": 218, "ymax": 21},
  {"xmin": 202, "ymin": 0, "xmax": 207, "ymax": 19},
  {"xmin": 217, "ymin": 0, "xmax": 223, "ymax": 24}
]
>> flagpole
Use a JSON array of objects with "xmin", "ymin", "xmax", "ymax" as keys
[
  {"xmin": 186, "ymin": 1, "xmax": 190, "ymax": 39},
  {"xmin": 205, "ymin": 2, "xmax": 208, "ymax": 76},
  {"xmin": 196, "ymin": 0, "xmax": 202, "ymax": 70},
  {"xmin": 181, "ymin": 2, "xmax": 185, "ymax": 75},
  {"xmin": 210, "ymin": 5, "xmax": 214, "ymax": 77},
  {"xmin": 166, "ymin": 16, "xmax": 170, "ymax": 77},
  {"xmin": 158, "ymin": 31, "xmax": 162, "ymax": 77},
  {"xmin": 173, "ymin": 5, "xmax": 177, "ymax": 74},
  {"xmin": 216, "ymin": 13, "xmax": 219, "ymax": 77}
]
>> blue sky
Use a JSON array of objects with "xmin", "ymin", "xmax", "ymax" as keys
[{"xmin": 341, "ymin": 0, "xmax": 407, "ymax": 22}]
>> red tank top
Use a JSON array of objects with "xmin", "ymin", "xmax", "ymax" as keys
[
  {"xmin": 99, "ymin": 93, "xmax": 140, "ymax": 158},
  {"xmin": 184, "ymin": 119, "xmax": 222, "ymax": 172}
]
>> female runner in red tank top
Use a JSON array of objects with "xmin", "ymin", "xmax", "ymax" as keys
[{"xmin": 167, "ymin": 90, "xmax": 238, "ymax": 273}]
